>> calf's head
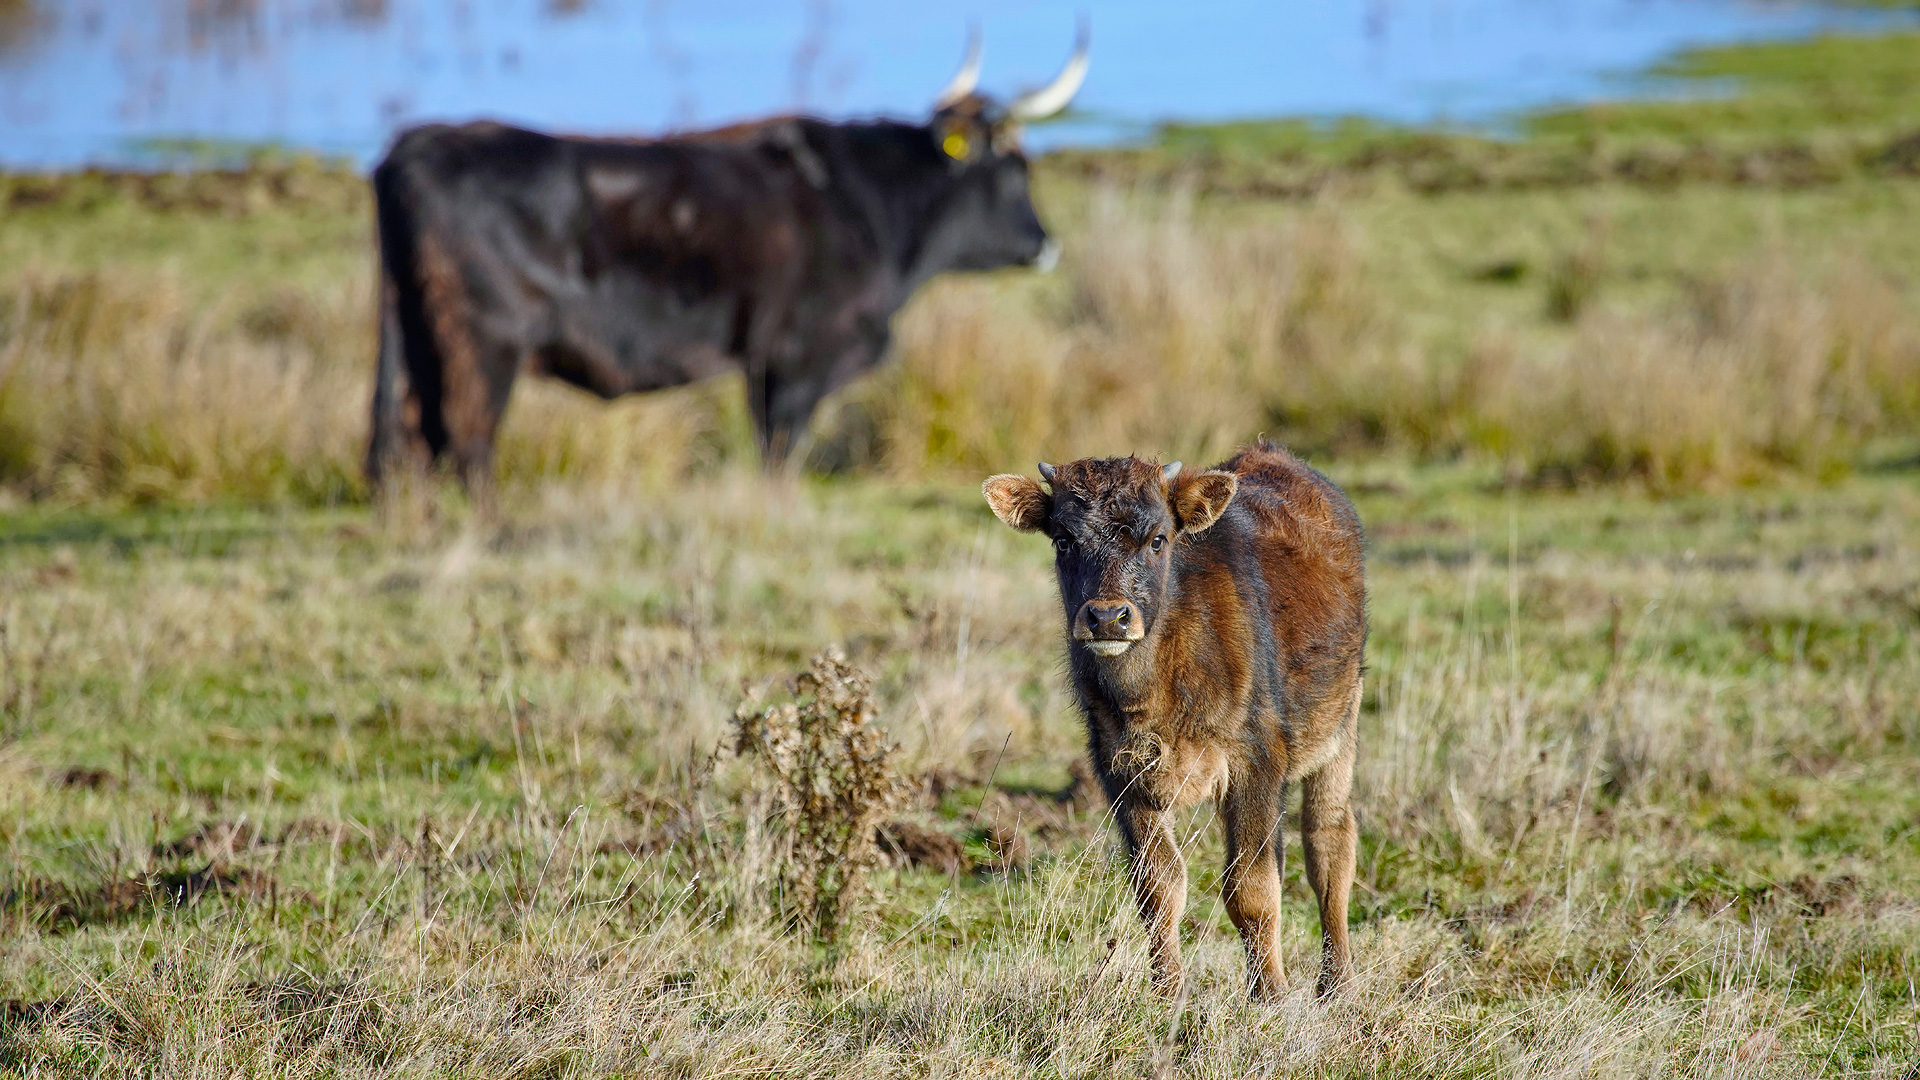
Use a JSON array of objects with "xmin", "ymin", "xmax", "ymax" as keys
[{"xmin": 984, "ymin": 457, "xmax": 1238, "ymax": 660}]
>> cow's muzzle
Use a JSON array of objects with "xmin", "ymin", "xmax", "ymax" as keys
[
  {"xmin": 1073, "ymin": 599, "xmax": 1143, "ymax": 657},
  {"xmin": 1031, "ymin": 237, "xmax": 1061, "ymax": 274}
]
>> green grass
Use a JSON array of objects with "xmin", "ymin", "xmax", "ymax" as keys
[
  {"xmin": 1054, "ymin": 30, "xmax": 1920, "ymax": 199},
  {"xmin": 1140, "ymin": 30, "xmax": 1920, "ymax": 157},
  {"xmin": 1536, "ymin": 32, "xmax": 1920, "ymax": 143},
  {"xmin": 0, "ymin": 162, "xmax": 368, "ymax": 296},
  {"xmin": 2, "ymin": 468, "xmax": 1917, "ymax": 1075}
]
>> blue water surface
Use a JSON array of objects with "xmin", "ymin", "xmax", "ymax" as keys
[{"xmin": 0, "ymin": 0, "xmax": 1913, "ymax": 169}]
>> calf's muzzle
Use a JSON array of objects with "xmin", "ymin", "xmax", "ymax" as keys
[{"xmin": 1074, "ymin": 599, "xmax": 1143, "ymax": 657}]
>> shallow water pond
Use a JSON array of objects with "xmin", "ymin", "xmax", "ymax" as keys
[{"xmin": 0, "ymin": 0, "xmax": 1914, "ymax": 168}]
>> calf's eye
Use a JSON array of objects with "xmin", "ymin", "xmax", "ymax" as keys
[{"xmin": 1151, "ymin": 534, "xmax": 1167, "ymax": 553}]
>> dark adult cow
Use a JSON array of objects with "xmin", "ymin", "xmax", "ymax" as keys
[
  {"xmin": 984, "ymin": 442, "xmax": 1367, "ymax": 1000},
  {"xmin": 366, "ymin": 30, "xmax": 1087, "ymax": 502}
]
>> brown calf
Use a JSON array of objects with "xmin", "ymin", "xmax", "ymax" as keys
[{"xmin": 983, "ymin": 441, "xmax": 1366, "ymax": 999}]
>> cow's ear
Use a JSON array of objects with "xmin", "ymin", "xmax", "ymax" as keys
[
  {"xmin": 989, "ymin": 119, "xmax": 1024, "ymax": 155},
  {"xmin": 983, "ymin": 474, "xmax": 1050, "ymax": 532},
  {"xmin": 1171, "ymin": 470, "xmax": 1237, "ymax": 534}
]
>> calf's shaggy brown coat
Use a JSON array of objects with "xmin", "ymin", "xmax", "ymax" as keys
[{"xmin": 984, "ymin": 442, "xmax": 1366, "ymax": 999}]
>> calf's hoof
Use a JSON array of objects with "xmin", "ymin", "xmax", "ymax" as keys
[
  {"xmin": 1151, "ymin": 969, "xmax": 1186, "ymax": 1000},
  {"xmin": 1247, "ymin": 975, "xmax": 1286, "ymax": 1004},
  {"xmin": 1315, "ymin": 967, "xmax": 1350, "ymax": 999}
]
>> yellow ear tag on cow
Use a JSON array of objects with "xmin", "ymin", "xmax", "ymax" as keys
[{"xmin": 942, "ymin": 131, "xmax": 970, "ymax": 160}]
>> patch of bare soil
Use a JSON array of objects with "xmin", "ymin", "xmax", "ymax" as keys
[
  {"xmin": 877, "ymin": 758, "xmax": 1110, "ymax": 878},
  {"xmin": 54, "ymin": 766, "xmax": 115, "ymax": 790},
  {"xmin": 155, "ymin": 819, "xmax": 260, "ymax": 859},
  {"xmin": 3, "ymin": 863, "xmax": 279, "ymax": 931},
  {"xmin": 250, "ymin": 977, "xmax": 389, "ymax": 1052},
  {"xmin": 877, "ymin": 821, "xmax": 971, "ymax": 875},
  {"xmin": 0, "ymin": 996, "xmax": 71, "ymax": 1030},
  {"xmin": 599, "ymin": 791, "xmax": 702, "ymax": 858},
  {"xmin": 980, "ymin": 821, "xmax": 1031, "ymax": 874},
  {"xmin": 1773, "ymin": 873, "xmax": 1867, "ymax": 918}
]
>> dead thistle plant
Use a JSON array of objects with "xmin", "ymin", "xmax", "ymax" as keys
[{"xmin": 731, "ymin": 649, "xmax": 904, "ymax": 943}]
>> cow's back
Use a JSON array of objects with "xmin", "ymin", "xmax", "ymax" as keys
[
  {"xmin": 1213, "ymin": 441, "xmax": 1367, "ymax": 740},
  {"xmin": 376, "ymin": 123, "xmax": 584, "ymax": 245},
  {"xmin": 1218, "ymin": 441, "xmax": 1365, "ymax": 584},
  {"xmin": 373, "ymin": 123, "xmax": 835, "ymax": 392},
  {"xmin": 376, "ymin": 122, "xmax": 803, "ymax": 275}
]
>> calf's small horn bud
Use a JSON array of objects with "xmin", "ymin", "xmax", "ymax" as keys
[
  {"xmin": 1038, "ymin": 462, "xmax": 1058, "ymax": 485},
  {"xmin": 1162, "ymin": 461, "xmax": 1182, "ymax": 483}
]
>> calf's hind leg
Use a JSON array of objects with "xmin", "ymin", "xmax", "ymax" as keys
[{"xmin": 1300, "ymin": 690, "xmax": 1360, "ymax": 997}]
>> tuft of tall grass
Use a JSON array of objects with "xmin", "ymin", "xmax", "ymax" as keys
[
  {"xmin": 1489, "ymin": 254, "xmax": 1920, "ymax": 487},
  {"xmin": 0, "ymin": 268, "xmax": 751, "ymax": 504},
  {"xmin": 873, "ymin": 189, "xmax": 1920, "ymax": 488},
  {"xmin": 853, "ymin": 187, "xmax": 1387, "ymax": 474},
  {"xmin": 0, "ymin": 270, "xmax": 365, "ymax": 503}
]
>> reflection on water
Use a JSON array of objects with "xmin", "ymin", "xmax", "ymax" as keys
[{"xmin": 0, "ymin": 0, "xmax": 1913, "ymax": 169}]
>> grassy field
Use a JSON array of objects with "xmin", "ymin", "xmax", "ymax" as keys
[
  {"xmin": 2, "ymin": 27, "xmax": 1920, "ymax": 1079},
  {"xmin": 2, "ymin": 469, "xmax": 1917, "ymax": 1076}
]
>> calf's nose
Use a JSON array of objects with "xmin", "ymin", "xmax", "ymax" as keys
[{"xmin": 1075, "ymin": 599, "xmax": 1142, "ymax": 641}]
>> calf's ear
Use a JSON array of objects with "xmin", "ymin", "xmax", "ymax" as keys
[
  {"xmin": 983, "ymin": 474, "xmax": 1051, "ymax": 532},
  {"xmin": 1172, "ymin": 470, "xmax": 1238, "ymax": 534}
]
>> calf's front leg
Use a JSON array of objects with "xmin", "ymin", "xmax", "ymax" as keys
[{"xmin": 1118, "ymin": 800, "xmax": 1187, "ymax": 996}]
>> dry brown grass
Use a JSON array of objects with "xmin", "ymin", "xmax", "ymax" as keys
[
  {"xmin": 1484, "ymin": 254, "xmax": 1920, "ymax": 487},
  {"xmin": 867, "ymin": 188, "xmax": 1920, "ymax": 489},
  {"xmin": 0, "ymin": 472, "xmax": 1914, "ymax": 1076},
  {"xmin": 0, "ymin": 267, "xmax": 755, "ymax": 504},
  {"xmin": 0, "ymin": 270, "xmax": 365, "ymax": 503},
  {"xmin": 4, "ymin": 180, "xmax": 1920, "ymax": 504},
  {"xmin": 856, "ymin": 188, "xmax": 1384, "ymax": 473}
]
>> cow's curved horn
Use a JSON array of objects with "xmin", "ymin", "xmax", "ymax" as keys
[
  {"xmin": 1008, "ymin": 16, "xmax": 1089, "ymax": 121},
  {"xmin": 933, "ymin": 25, "xmax": 983, "ymax": 108},
  {"xmin": 1038, "ymin": 462, "xmax": 1058, "ymax": 485},
  {"xmin": 1162, "ymin": 461, "xmax": 1182, "ymax": 484}
]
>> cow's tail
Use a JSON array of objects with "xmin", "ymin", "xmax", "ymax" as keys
[
  {"xmin": 365, "ymin": 269, "xmax": 406, "ymax": 489},
  {"xmin": 365, "ymin": 158, "xmax": 417, "ymax": 495}
]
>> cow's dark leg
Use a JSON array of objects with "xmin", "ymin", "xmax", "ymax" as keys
[
  {"xmin": 745, "ymin": 365, "xmax": 773, "ymax": 461},
  {"xmin": 414, "ymin": 233, "xmax": 517, "ymax": 513},
  {"xmin": 1300, "ymin": 684, "xmax": 1361, "ymax": 997},
  {"xmin": 1221, "ymin": 778, "xmax": 1288, "ymax": 1000},
  {"xmin": 443, "ymin": 343, "xmax": 522, "ymax": 517},
  {"xmin": 748, "ymin": 368, "xmax": 826, "ymax": 473},
  {"xmin": 1117, "ymin": 798, "xmax": 1187, "ymax": 997}
]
